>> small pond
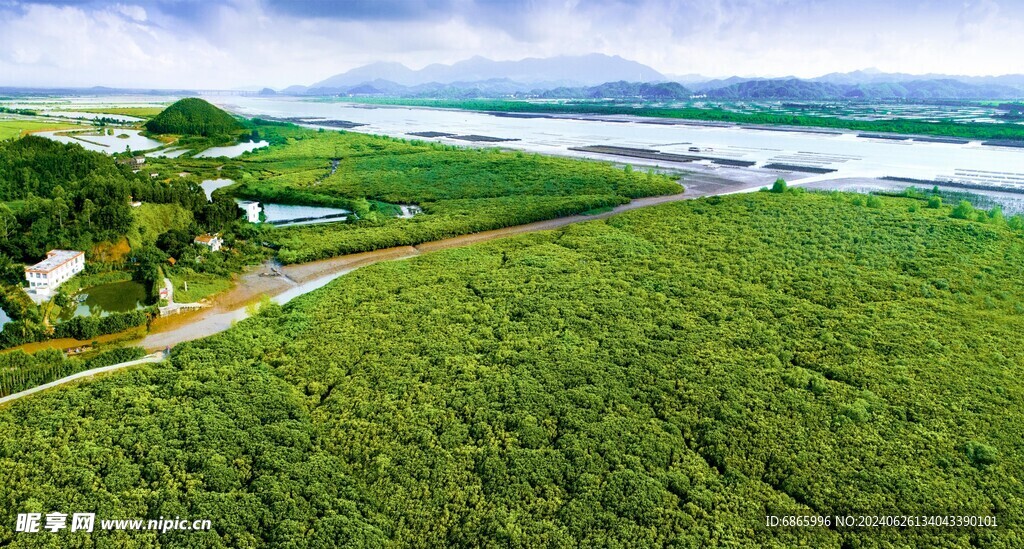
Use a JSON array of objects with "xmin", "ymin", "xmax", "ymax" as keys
[
  {"xmin": 59, "ymin": 281, "xmax": 148, "ymax": 321},
  {"xmin": 239, "ymin": 200, "xmax": 351, "ymax": 226},
  {"xmin": 0, "ymin": 306, "xmax": 10, "ymax": 329},
  {"xmin": 195, "ymin": 140, "xmax": 269, "ymax": 158},
  {"xmin": 201, "ymin": 179, "xmax": 236, "ymax": 201},
  {"xmin": 146, "ymin": 147, "xmax": 191, "ymax": 158}
]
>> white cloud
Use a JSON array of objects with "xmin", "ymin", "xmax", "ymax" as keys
[{"xmin": 0, "ymin": 0, "xmax": 1021, "ymax": 88}]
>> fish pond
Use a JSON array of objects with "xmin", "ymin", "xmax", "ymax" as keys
[{"xmin": 58, "ymin": 281, "xmax": 149, "ymax": 321}]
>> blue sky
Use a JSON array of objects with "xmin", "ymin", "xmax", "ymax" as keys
[{"xmin": 0, "ymin": 0, "xmax": 1021, "ymax": 88}]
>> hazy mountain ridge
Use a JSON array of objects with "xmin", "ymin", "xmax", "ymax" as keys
[
  {"xmin": 310, "ymin": 54, "xmax": 666, "ymax": 89},
  {"xmin": 293, "ymin": 57, "xmax": 1024, "ymax": 100},
  {"xmin": 705, "ymin": 78, "xmax": 1023, "ymax": 101}
]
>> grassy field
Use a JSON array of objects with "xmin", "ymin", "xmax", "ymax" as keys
[
  {"xmin": 0, "ymin": 119, "xmax": 80, "ymax": 140},
  {"xmin": 0, "ymin": 191, "xmax": 1021, "ymax": 546},
  {"xmin": 230, "ymin": 125, "xmax": 682, "ymax": 262},
  {"xmin": 168, "ymin": 269, "xmax": 234, "ymax": 303},
  {"xmin": 72, "ymin": 106, "xmax": 167, "ymax": 119}
]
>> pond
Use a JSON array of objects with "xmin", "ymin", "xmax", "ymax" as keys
[
  {"xmin": 146, "ymin": 147, "xmax": 191, "ymax": 158},
  {"xmin": 201, "ymin": 178, "xmax": 236, "ymax": 201},
  {"xmin": 36, "ymin": 129, "xmax": 165, "ymax": 154},
  {"xmin": 195, "ymin": 140, "xmax": 269, "ymax": 158},
  {"xmin": 58, "ymin": 281, "xmax": 149, "ymax": 321},
  {"xmin": 241, "ymin": 200, "xmax": 351, "ymax": 226},
  {"xmin": 0, "ymin": 306, "xmax": 10, "ymax": 329}
]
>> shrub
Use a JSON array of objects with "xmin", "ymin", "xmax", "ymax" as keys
[
  {"xmin": 951, "ymin": 200, "xmax": 974, "ymax": 220},
  {"xmin": 964, "ymin": 441, "xmax": 999, "ymax": 468}
]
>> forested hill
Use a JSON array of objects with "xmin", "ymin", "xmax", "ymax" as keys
[
  {"xmin": 144, "ymin": 98, "xmax": 243, "ymax": 136},
  {"xmin": 0, "ymin": 136, "xmax": 211, "ymax": 262},
  {"xmin": 0, "ymin": 192, "xmax": 1021, "ymax": 546}
]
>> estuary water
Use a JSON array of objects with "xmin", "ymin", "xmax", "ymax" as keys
[{"xmin": 209, "ymin": 96, "xmax": 1024, "ymax": 187}]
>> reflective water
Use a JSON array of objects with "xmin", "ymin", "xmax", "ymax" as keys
[
  {"xmin": 35, "ymin": 129, "xmax": 165, "ymax": 154},
  {"xmin": 59, "ymin": 281, "xmax": 148, "ymax": 320},
  {"xmin": 0, "ymin": 306, "xmax": 9, "ymax": 329},
  {"xmin": 211, "ymin": 96, "xmax": 1024, "ymax": 185},
  {"xmin": 195, "ymin": 140, "xmax": 269, "ymax": 158},
  {"xmin": 249, "ymin": 201, "xmax": 350, "ymax": 225},
  {"xmin": 147, "ymin": 147, "xmax": 191, "ymax": 158},
  {"xmin": 202, "ymin": 178, "xmax": 235, "ymax": 200}
]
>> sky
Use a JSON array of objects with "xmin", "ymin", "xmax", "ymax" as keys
[{"xmin": 0, "ymin": 0, "xmax": 1022, "ymax": 89}]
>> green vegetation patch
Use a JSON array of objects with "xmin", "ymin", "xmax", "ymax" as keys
[
  {"xmin": 74, "ymin": 106, "xmax": 166, "ymax": 119},
  {"xmin": 235, "ymin": 125, "xmax": 680, "ymax": 262},
  {"xmin": 0, "ymin": 192, "xmax": 1021, "ymax": 546},
  {"xmin": 0, "ymin": 119, "xmax": 81, "ymax": 140},
  {"xmin": 128, "ymin": 202, "xmax": 194, "ymax": 249},
  {"xmin": 0, "ymin": 346, "xmax": 146, "ymax": 398}
]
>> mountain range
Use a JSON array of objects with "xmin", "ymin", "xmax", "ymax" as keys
[
  {"xmin": 282, "ymin": 55, "xmax": 1024, "ymax": 101},
  {"xmin": 271, "ymin": 55, "xmax": 1024, "ymax": 102},
  {"xmin": 299, "ymin": 54, "xmax": 665, "ymax": 94}
]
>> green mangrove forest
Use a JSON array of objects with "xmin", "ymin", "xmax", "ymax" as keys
[{"xmin": 0, "ymin": 191, "xmax": 1020, "ymax": 547}]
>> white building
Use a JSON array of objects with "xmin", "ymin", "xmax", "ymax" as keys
[
  {"xmin": 238, "ymin": 201, "xmax": 261, "ymax": 223},
  {"xmin": 25, "ymin": 250, "xmax": 85, "ymax": 297},
  {"xmin": 194, "ymin": 234, "xmax": 224, "ymax": 252}
]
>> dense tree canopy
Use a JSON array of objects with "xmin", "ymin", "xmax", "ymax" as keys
[
  {"xmin": 144, "ymin": 98, "xmax": 243, "ymax": 137},
  {"xmin": 0, "ymin": 192, "xmax": 1020, "ymax": 547}
]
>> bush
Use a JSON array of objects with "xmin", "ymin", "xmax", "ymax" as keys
[
  {"xmin": 964, "ymin": 441, "xmax": 999, "ymax": 468},
  {"xmin": 770, "ymin": 178, "xmax": 787, "ymax": 193},
  {"xmin": 55, "ymin": 310, "xmax": 149, "ymax": 340},
  {"xmin": 951, "ymin": 200, "xmax": 974, "ymax": 220}
]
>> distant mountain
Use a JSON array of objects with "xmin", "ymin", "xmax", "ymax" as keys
[
  {"xmin": 705, "ymin": 79, "xmax": 843, "ymax": 100},
  {"xmin": 814, "ymin": 68, "xmax": 1024, "ymax": 89},
  {"xmin": 539, "ymin": 81, "xmax": 692, "ymax": 100},
  {"xmin": 307, "ymin": 54, "xmax": 666, "ymax": 90},
  {"xmin": 704, "ymin": 78, "xmax": 1023, "ymax": 101},
  {"xmin": 689, "ymin": 76, "xmax": 771, "ymax": 93}
]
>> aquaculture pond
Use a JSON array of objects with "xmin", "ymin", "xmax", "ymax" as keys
[
  {"xmin": 35, "ymin": 129, "xmax": 164, "ymax": 154},
  {"xmin": 241, "ymin": 200, "xmax": 351, "ymax": 226},
  {"xmin": 195, "ymin": 140, "xmax": 269, "ymax": 158},
  {"xmin": 58, "ymin": 281, "xmax": 148, "ymax": 321}
]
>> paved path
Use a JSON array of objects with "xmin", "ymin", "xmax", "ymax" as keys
[{"xmin": 0, "ymin": 352, "xmax": 167, "ymax": 407}]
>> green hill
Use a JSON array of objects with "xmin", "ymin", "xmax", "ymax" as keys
[
  {"xmin": 0, "ymin": 192, "xmax": 1022, "ymax": 546},
  {"xmin": 144, "ymin": 97, "xmax": 243, "ymax": 136}
]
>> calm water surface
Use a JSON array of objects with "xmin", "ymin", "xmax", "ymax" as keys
[
  {"xmin": 59, "ymin": 281, "xmax": 148, "ymax": 321},
  {"xmin": 210, "ymin": 96, "xmax": 1024, "ymax": 184}
]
